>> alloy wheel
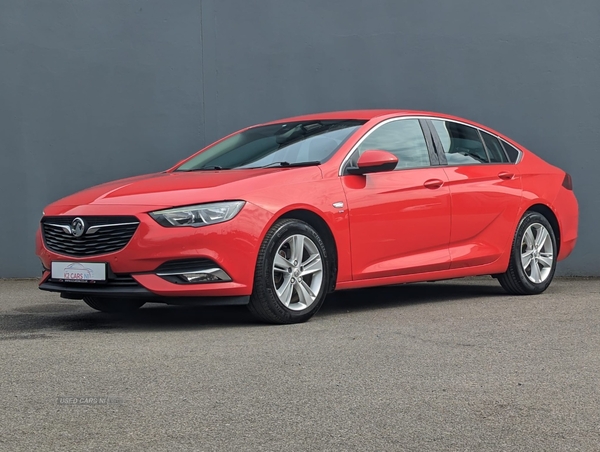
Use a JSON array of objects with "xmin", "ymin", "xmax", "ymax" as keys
[
  {"xmin": 520, "ymin": 223, "xmax": 554, "ymax": 284},
  {"xmin": 272, "ymin": 234, "xmax": 324, "ymax": 311}
]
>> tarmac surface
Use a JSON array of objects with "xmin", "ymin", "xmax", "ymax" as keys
[{"xmin": 1, "ymin": 277, "xmax": 599, "ymax": 451}]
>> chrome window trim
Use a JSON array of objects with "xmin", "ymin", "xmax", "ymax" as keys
[{"xmin": 338, "ymin": 115, "xmax": 523, "ymax": 176}]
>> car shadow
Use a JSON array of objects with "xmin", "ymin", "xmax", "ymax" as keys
[
  {"xmin": 318, "ymin": 279, "xmax": 506, "ymax": 317},
  {"xmin": 1, "ymin": 279, "xmax": 506, "ymax": 335},
  {"xmin": 0, "ymin": 304, "xmax": 256, "ymax": 336}
]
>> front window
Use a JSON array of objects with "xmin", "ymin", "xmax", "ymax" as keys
[
  {"xmin": 176, "ymin": 120, "xmax": 365, "ymax": 171},
  {"xmin": 355, "ymin": 119, "xmax": 431, "ymax": 170}
]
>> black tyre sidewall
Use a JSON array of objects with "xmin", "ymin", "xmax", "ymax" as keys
[
  {"xmin": 511, "ymin": 212, "xmax": 557, "ymax": 294},
  {"xmin": 252, "ymin": 220, "xmax": 329, "ymax": 324}
]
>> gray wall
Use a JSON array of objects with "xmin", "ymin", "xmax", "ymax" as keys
[{"xmin": 1, "ymin": 0, "xmax": 598, "ymax": 277}]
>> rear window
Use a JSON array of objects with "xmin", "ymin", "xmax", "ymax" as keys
[{"xmin": 431, "ymin": 120, "xmax": 489, "ymax": 164}]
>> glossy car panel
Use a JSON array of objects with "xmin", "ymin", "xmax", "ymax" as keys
[
  {"xmin": 342, "ymin": 167, "xmax": 452, "ymax": 279},
  {"xmin": 443, "ymin": 164, "xmax": 522, "ymax": 268}
]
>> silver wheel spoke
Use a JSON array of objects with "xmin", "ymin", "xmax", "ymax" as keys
[
  {"xmin": 276, "ymin": 276, "xmax": 293, "ymax": 307},
  {"xmin": 301, "ymin": 252, "xmax": 319, "ymax": 268},
  {"xmin": 296, "ymin": 280, "xmax": 316, "ymax": 306},
  {"xmin": 291, "ymin": 235, "xmax": 305, "ymax": 264},
  {"xmin": 273, "ymin": 253, "xmax": 292, "ymax": 273},
  {"xmin": 530, "ymin": 261, "xmax": 542, "ymax": 283},
  {"xmin": 301, "ymin": 254, "xmax": 322, "ymax": 276},
  {"xmin": 535, "ymin": 227, "xmax": 549, "ymax": 251},
  {"xmin": 524, "ymin": 228, "xmax": 535, "ymax": 250},
  {"xmin": 538, "ymin": 254, "xmax": 553, "ymax": 268},
  {"xmin": 521, "ymin": 250, "xmax": 533, "ymax": 270}
]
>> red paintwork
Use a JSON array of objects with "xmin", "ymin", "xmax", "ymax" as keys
[
  {"xmin": 356, "ymin": 149, "xmax": 398, "ymax": 170},
  {"xmin": 36, "ymin": 110, "xmax": 579, "ymax": 297},
  {"xmin": 343, "ymin": 167, "xmax": 452, "ymax": 279},
  {"xmin": 442, "ymin": 164, "xmax": 522, "ymax": 269}
]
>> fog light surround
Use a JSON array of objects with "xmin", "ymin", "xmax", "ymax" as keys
[{"xmin": 157, "ymin": 267, "xmax": 232, "ymax": 284}]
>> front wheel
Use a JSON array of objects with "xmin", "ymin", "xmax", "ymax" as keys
[
  {"xmin": 83, "ymin": 297, "xmax": 146, "ymax": 313},
  {"xmin": 248, "ymin": 219, "xmax": 330, "ymax": 324},
  {"xmin": 498, "ymin": 211, "xmax": 557, "ymax": 295}
]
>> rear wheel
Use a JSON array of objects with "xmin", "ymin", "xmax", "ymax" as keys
[
  {"xmin": 498, "ymin": 211, "xmax": 557, "ymax": 295},
  {"xmin": 83, "ymin": 297, "xmax": 145, "ymax": 313},
  {"xmin": 248, "ymin": 219, "xmax": 330, "ymax": 324}
]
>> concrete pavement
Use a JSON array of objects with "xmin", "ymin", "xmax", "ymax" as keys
[{"xmin": 1, "ymin": 277, "xmax": 599, "ymax": 451}]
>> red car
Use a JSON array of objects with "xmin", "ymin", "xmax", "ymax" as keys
[{"xmin": 36, "ymin": 110, "xmax": 578, "ymax": 324}]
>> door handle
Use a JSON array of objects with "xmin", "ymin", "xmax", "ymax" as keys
[
  {"xmin": 498, "ymin": 172, "xmax": 515, "ymax": 180},
  {"xmin": 424, "ymin": 179, "xmax": 444, "ymax": 189}
]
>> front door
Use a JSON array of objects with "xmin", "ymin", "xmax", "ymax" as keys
[{"xmin": 341, "ymin": 118, "xmax": 452, "ymax": 280}]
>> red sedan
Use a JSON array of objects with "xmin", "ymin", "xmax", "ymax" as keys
[{"xmin": 36, "ymin": 110, "xmax": 579, "ymax": 324}]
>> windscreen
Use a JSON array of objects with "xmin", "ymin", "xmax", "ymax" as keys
[{"xmin": 176, "ymin": 120, "xmax": 365, "ymax": 171}]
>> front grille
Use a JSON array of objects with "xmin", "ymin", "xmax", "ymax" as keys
[
  {"xmin": 48, "ymin": 273, "xmax": 139, "ymax": 287},
  {"xmin": 42, "ymin": 216, "xmax": 139, "ymax": 257}
]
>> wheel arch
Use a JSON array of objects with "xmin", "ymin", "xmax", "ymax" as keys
[
  {"xmin": 278, "ymin": 209, "xmax": 338, "ymax": 292},
  {"xmin": 525, "ymin": 203, "xmax": 561, "ymax": 255}
]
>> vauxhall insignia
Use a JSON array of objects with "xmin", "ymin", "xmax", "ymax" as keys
[{"xmin": 34, "ymin": 110, "xmax": 579, "ymax": 325}]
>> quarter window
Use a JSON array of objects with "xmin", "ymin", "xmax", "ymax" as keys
[
  {"xmin": 501, "ymin": 141, "xmax": 521, "ymax": 163},
  {"xmin": 431, "ymin": 120, "xmax": 489, "ymax": 164},
  {"xmin": 480, "ymin": 131, "xmax": 509, "ymax": 163},
  {"xmin": 354, "ymin": 119, "xmax": 431, "ymax": 170}
]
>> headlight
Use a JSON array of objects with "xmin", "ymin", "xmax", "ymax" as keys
[{"xmin": 150, "ymin": 201, "xmax": 245, "ymax": 227}]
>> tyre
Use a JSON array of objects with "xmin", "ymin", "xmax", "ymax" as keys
[
  {"xmin": 498, "ymin": 211, "xmax": 557, "ymax": 295},
  {"xmin": 248, "ymin": 219, "xmax": 330, "ymax": 324},
  {"xmin": 83, "ymin": 297, "xmax": 146, "ymax": 313}
]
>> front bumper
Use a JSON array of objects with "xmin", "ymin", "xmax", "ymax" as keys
[
  {"xmin": 36, "ymin": 202, "xmax": 273, "ymax": 298},
  {"xmin": 38, "ymin": 279, "xmax": 249, "ymax": 305}
]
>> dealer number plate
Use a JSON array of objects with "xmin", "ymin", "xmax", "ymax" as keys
[{"xmin": 51, "ymin": 262, "xmax": 107, "ymax": 282}]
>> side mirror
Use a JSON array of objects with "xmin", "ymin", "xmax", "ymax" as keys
[{"xmin": 347, "ymin": 150, "xmax": 398, "ymax": 175}]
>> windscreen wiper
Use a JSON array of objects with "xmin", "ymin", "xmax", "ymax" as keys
[
  {"xmin": 253, "ymin": 161, "xmax": 321, "ymax": 169},
  {"xmin": 180, "ymin": 165, "xmax": 231, "ymax": 171}
]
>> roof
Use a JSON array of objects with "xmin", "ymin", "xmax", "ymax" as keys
[{"xmin": 262, "ymin": 109, "xmax": 416, "ymax": 124}]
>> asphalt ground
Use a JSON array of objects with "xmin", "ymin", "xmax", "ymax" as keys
[{"xmin": 1, "ymin": 277, "xmax": 599, "ymax": 451}]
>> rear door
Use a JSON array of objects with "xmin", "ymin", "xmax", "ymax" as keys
[
  {"xmin": 427, "ymin": 119, "xmax": 522, "ymax": 268},
  {"xmin": 341, "ymin": 118, "xmax": 452, "ymax": 280}
]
